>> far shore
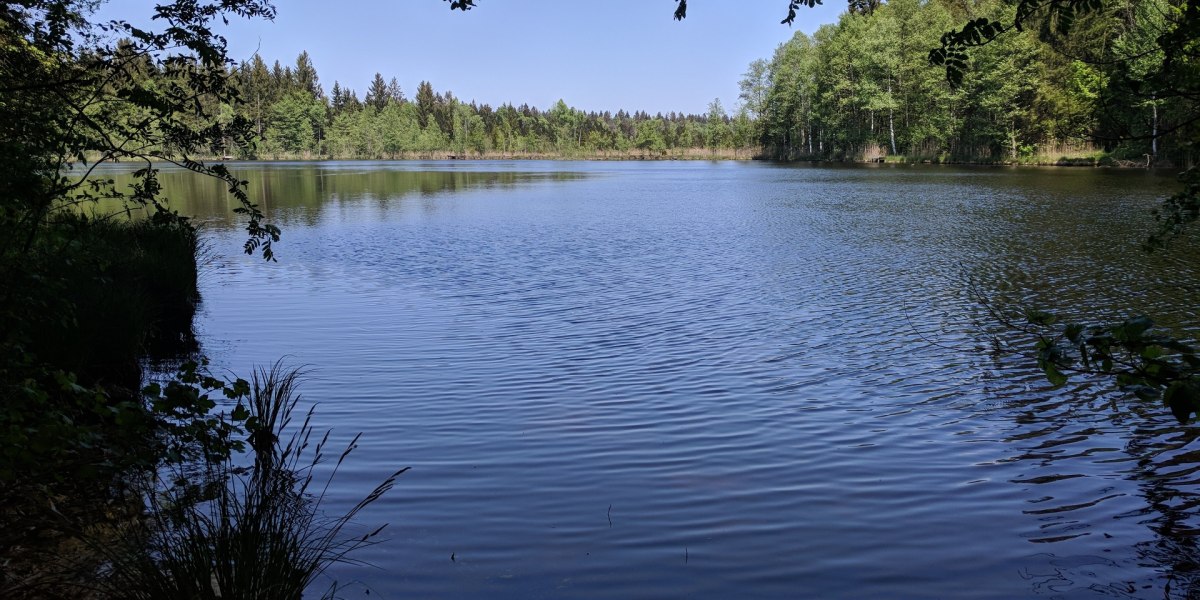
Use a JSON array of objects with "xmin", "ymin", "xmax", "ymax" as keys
[{"xmin": 87, "ymin": 149, "xmax": 1183, "ymax": 170}]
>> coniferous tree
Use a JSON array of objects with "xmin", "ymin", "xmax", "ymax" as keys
[
  {"xmin": 294, "ymin": 50, "xmax": 321, "ymax": 99},
  {"xmin": 366, "ymin": 73, "xmax": 390, "ymax": 112},
  {"xmin": 415, "ymin": 81, "xmax": 436, "ymax": 128},
  {"xmin": 330, "ymin": 81, "xmax": 346, "ymax": 114},
  {"xmin": 387, "ymin": 77, "xmax": 404, "ymax": 104}
]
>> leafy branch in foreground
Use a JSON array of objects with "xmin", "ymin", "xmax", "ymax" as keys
[
  {"xmin": 986, "ymin": 299, "xmax": 1200, "ymax": 423},
  {"xmin": 672, "ymin": 0, "xmax": 821, "ymax": 24},
  {"xmin": 1, "ymin": 0, "xmax": 281, "ymax": 261},
  {"xmin": 928, "ymin": 0, "xmax": 1105, "ymax": 87},
  {"xmin": 445, "ymin": 0, "xmax": 819, "ymax": 25}
]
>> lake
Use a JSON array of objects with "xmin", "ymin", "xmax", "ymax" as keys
[{"xmin": 113, "ymin": 160, "xmax": 1200, "ymax": 598}]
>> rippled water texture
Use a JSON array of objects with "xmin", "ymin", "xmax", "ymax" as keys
[{"xmin": 115, "ymin": 161, "xmax": 1200, "ymax": 598}]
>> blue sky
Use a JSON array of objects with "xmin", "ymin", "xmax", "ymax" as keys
[{"xmin": 97, "ymin": 1, "xmax": 845, "ymax": 115}]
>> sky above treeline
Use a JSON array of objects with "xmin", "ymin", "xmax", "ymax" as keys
[{"xmin": 96, "ymin": 0, "xmax": 845, "ymax": 115}]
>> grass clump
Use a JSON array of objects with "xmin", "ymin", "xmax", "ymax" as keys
[{"xmin": 15, "ymin": 363, "xmax": 406, "ymax": 599}]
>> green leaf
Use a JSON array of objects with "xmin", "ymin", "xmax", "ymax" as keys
[
  {"xmin": 230, "ymin": 403, "xmax": 249, "ymax": 421},
  {"xmin": 1131, "ymin": 385, "xmax": 1160, "ymax": 401},
  {"xmin": 1025, "ymin": 308, "xmax": 1058, "ymax": 326},
  {"xmin": 226, "ymin": 378, "xmax": 251, "ymax": 399},
  {"xmin": 1164, "ymin": 381, "xmax": 1199, "ymax": 423},
  {"xmin": 1114, "ymin": 316, "xmax": 1154, "ymax": 341},
  {"xmin": 1064, "ymin": 323, "xmax": 1084, "ymax": 344},
  {"xmin": 1043, "ymin": 362, "xmax": 1068, "ymax": 387}
]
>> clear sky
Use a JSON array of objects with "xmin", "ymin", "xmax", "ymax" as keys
[{"xmin": 97, "ymin": 1, "xmax": 845, "ymax": 115}]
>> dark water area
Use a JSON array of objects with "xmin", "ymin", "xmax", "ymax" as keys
[{"xmin": 101, "ymin": 160, "xmax": 1200, "ymax": 598}]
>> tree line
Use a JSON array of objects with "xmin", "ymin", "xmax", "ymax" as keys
[
  {"xmin": 126, "ymin": 0, "xmax": 1189, "ymax": 166},
  {"xmin": 743, "ymin": 0, "xmax": 1187, "ymax": 165},
  {"xmin": 217, "ymin": 51, "xmax": 758, "ymax": 159}
]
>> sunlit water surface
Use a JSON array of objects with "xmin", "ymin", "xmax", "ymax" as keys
[{"xmin": 106, "ymin": 161, "xmax": 1200, "ymax": 598}]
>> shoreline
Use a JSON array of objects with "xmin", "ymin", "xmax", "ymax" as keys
[
  {"xmin": 85, "ymin": 148, "xmax": 1180, "ymax": 170},
  {"xmin": 154, "ymin": 155, "xmax": 1176, "ymax": 170}
]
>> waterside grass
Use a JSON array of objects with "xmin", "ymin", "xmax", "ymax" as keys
[
  {"xmin": 93, "ymin": 365, "xmax": 407, "ymax": 600},
  {"xmin": 4, "ymin": 365, "xmax": 405, "ymax": 599},
  {"xmin": 1, "ymin": 214, "xmax": 203, "ymax": 595}
]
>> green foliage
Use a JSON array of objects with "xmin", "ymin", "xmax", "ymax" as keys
[
  {"xmin": 635, "ymin": 119, "xmax": 668, "ymax": 153},
  {"xmin": 263, "ymin": 90, "xmax": 325, "ymax": 155},
  {"xmin": 1021, "ymin": 311, "xmax": 1200, "ymax": 423},
  {"xmin": 0, "ymin": 216, "xmax": 205, "ymax": 485},
  {"xmin": 927, "ymin": 0, "xmax": 1200, "ymax": 425},
  {"xmin": 753, "ymin": 0, "xmax": 971, "ymax": 160},
  {"xmin": 747, "ymin": 0, "xmax": 1191, "ymax": 164},
  {"xmin": 85, "ymin": 366, "xmax": 406, "ymax": 599},
  {"xmin": 140, "ymin": 358, "xmax": 255, "ymax": 465},
  {"xmin": 232, "ymin": 56, "xmax": 757, "ymax": 159},
  {"xmin": 0, "ymin": 0, "xmax": 281, "ymax": 261},
  {"xmin": 0, "ymin": 3, "xmax": 290, "ymax": 587}
]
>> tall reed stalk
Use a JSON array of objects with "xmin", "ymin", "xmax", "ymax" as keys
[{"xmin": 96, "ymin": 363, "xmax": 407, "ymax": 599}]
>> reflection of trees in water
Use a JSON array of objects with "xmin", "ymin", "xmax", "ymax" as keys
[
  {"xmin": 1133, "ymin": 521, "xmax": 1200, "ymax": 599},
  {"xmin": 950, "ymin": 174, "xmax": 1200, "ymax": 596},
  {"xmin": 967, "ymin": 292, "xmax": 1196, "ymax": 595},
  {"xmin": 983, "ymin": 347, "xmax": 1200, "ymax": 598},
  {"xmin": 100, "ymin": 165, "xmax": 589, "ymax": 227},
  {"xmin": 1127, "ymin": 425, "xmax": 1200, "ymax": 598}
]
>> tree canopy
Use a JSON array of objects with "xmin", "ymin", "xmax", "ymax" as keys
[
  {"xmin": 0, "ymin": 0, "xmax": 282, "ymax": 260},
  {"xmin": 739, "ymin": 0, "xmax": 1194, "ymax": 164}
]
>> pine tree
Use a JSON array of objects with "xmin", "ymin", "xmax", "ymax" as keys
[
  {"xmin": 415, "ymin": 81, "xmax": 436, "ymax": 128},
  {"xmin": 366, "ymin": 73, "xmax": 390, "ymax": 112},
  {"xmin": 330, "ymin": 81, "xmax": 345, "ymax": 115},
  {"xmin": 294, "ymin": 50, "xmax": 322, "ymax": 99},
  {"xmin": 387, "ymin": 77, "xmax": 404, "ymax": 103}
]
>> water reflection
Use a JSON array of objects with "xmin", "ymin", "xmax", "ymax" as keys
[
  {"xmin": 753, "ymin": 163, "xmax": 1200, "ymax": 597},
  {"xmin": 92, "ymin": 161, "xmax": 588, "ymax": 228},
  {"xmin": 958, "ymin": 171, "xmax": 1200, "ymax": 597}
]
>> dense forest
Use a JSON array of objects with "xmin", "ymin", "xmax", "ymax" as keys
[
  {"xmin": 114, "ymin": 0, "xmax": 1188, "ymax": 165},
  {"xmin": 212, "ymin": 52, "xmax": 756, "ymax": 159},
  {"xmin": 744, "ymin": 0, "xmax": 1188, "ymax": 165}
]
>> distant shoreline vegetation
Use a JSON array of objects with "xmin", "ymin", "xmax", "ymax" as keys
[
  {"xmin": 165, "ymin": 51, "xmax": 760, "ymax": 162},
  {"xmin": 104, "ymin": 4, "xmax": 1189, "ymax": 170},
  {"xmin": 742, "ymin": 0, "xmax": 1193, "ymax": 168},
  {"xmin": 106, "ymin": 43, "xmax": 1174, "ymax": 168},
  {"xmin": 87, "ymin": 150, "xmax": 1156, "ymax": 169},
  {"xmin": 156, "ymin": 147, "xmax": 764, "ymax": 162}
]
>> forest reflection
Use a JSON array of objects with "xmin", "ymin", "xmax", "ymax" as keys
[{"xmin": 93, "ymin": 162, "xmax": 588, "ymax": 227}]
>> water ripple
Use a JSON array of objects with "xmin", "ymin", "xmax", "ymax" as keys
[{"xmin": 146, "ymin": 161, "xmax": 1200, "ymax": 599}]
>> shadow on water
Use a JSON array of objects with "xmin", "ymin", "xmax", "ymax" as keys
[
  {"xmin": 957, "ymin": 167, "xmax": 1200, "ymax": 597},
  {"xmin": 985, "ymin": 376, "xmax": 1200, "ymax": 598}
]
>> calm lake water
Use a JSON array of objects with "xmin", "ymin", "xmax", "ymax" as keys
[{"xmin": 111, "ymin": 161, "xmax": 1200, "ymax": 598}]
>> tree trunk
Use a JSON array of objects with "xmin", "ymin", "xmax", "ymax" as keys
[
  {"xmin": 1010, "ymin": 120, "xmax": 1017, "ymax": 161},
  {"xmin": 1151, "ymin": 94, "xmax": 1158, "ymax": 159},
  {"xmin": 888, "ymin": 83, "xmax": 897, "ymax": 155}
]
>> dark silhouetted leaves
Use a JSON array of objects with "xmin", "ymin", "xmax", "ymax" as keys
[
  {"xmin": 1016, "ymin": 308, "xmax": 1200, "ymax": 422},
  {"xmin": 929, "ymin": 18, "xmax": 1008, "ymax": 87},
  {"xmin": 1166, "ymin": 381, "xmax": 1200, "ymax": 423}
]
